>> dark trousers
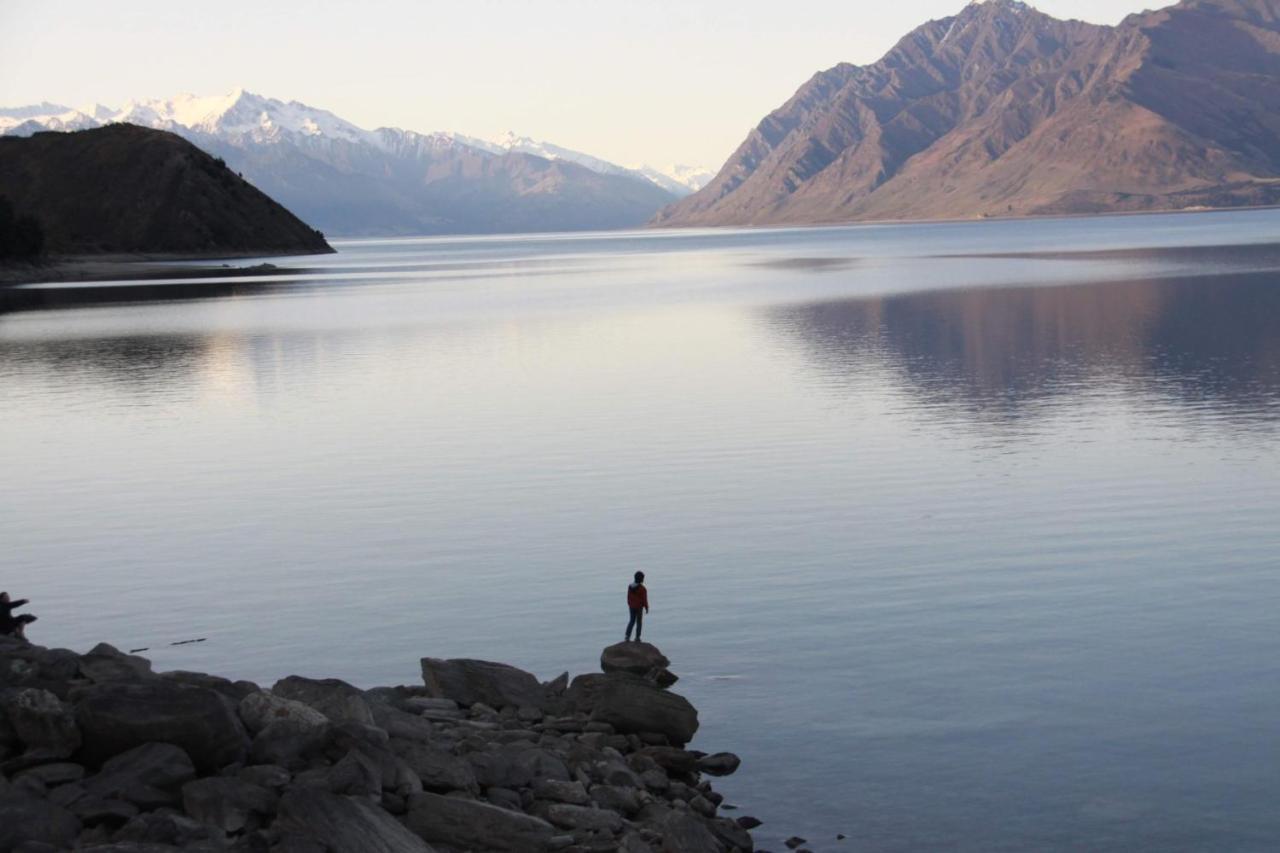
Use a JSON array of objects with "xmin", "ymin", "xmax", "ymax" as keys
[{"xmin": 625, "ymin": 607, "xmax": 644, "ymax": 640}]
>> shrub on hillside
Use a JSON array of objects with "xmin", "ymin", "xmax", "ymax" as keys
[{"xmin": 0, "ymin": 196, "xmax": 45, "ymax": 260}]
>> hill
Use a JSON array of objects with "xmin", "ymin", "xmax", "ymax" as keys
[
  {"xmin": 654, "ymin": 0, "xmax": 1280, "ymax": 227},
  {"xmin": 0, "ymin": 124, "xmax": 333, "ymax": 256}
]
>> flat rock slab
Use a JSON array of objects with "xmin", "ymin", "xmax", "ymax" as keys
[
  {"xmin": 406, "ymin": 791, "xmax": 556, "ymax": 853},
  {"xmin": 588, "ymin": 674, "xmax": 699, "ymax": 746},
  {"xmin": 276, "ymin": 787, "xmax": 437, "ymax": 853},
  {"xmin": 420, "ymin": 658, "xmax": 547, "ymax": 711}
]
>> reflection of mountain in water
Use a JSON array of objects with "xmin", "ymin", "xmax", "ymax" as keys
[{"xmin": 767, "ymin": 272, "xmax": 1280, "ymax": 425}]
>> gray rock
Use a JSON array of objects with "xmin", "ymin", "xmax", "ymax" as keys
[
  {"xmin": 544, "ymin": 672, "xmax": 570, "ymax": 695},
  {"xmin": 237, "ymin": 764, "xmax": 290, "ymax": 789},
  {"xmin": 468, "ymin": 745, "xmax": 570, "ymax": 789},
  {"xmin": 391, "ymin": 738, "xmax": 477, "ymax": 793},
  {"xmin": 83, "ymin": 743, "xmax": 196, "ymax": 810},
  {"xmin": 543, "ymin": 802, "xmax": 625, "ymax": 833},
  {"xmin": 405, "ymin": 791, "xmax": 556, "ymax": 853},
  {"xmin": 294, "ymin": 749, "xmax": 381, "ymax": 799},
  {"xmin": 647, "ymin": 668, "xmax": 679, "ymax": 688},
  {"xmin": 710, "ymin": 817, "xmax": 754, "ymax": 851},
  {"xmin": 276, "ymin": 787, "xmax": 436, "ymax": 852},
  {"xmin": 532, "ymin": 778, "xmax": 590, "ymax": 805},
  {"xmin": 369, "ymin": 702, "xmax": 436, "ymax": 742},
  {"xmin": 160, "ymin": 671, "xmax": 259, "ymax": 703},
  {"xmin": 2, "ymin": 688, "xmax": 81, "ymax": 757},
  {"xmin": 696, "ymin": 752, "xmax": 741, "ymax": 777},
  {"xmin": 68, "ymin": 794, "xmax": 139, "ymax": 826},
  {"xmin": 420, "ymin": 658, "xmax": 547, "ymax": 711},
  {"xmin": 75, "ymin": 681, "xmax": 249, "ymax": 772},
  {"xmin": 251, "ymin": 719, "xmax": 335, "ymax": 770},
  {"xmin": 237, "ymin": 692, "xmax": 329, "ymax": 735},
  {"xmin": 15, "ymin": 761, "xmax": 85, "ymax": 787},
  {"xmin": 565, "ymin": 674, "xmax": 608, "ymax": 715},
  {"xmin": 736, "ymin": 816, "xmax": 762, "ymax": 830},
  {"xmin": 272, "ymin": 676, "xmax": 375, "ymax": 726},
  {"xmin": 486, "ymin": 786, "xmax": 524, "ymax": 810},
  {"xmin": 79, "ymin": 644, "xmax": 155, "ymax": 682},
  {"xmin": 599, "ymin": 642, "xmax": 671, "ymax": 677},
  {"xmin": 640, "ymin": 747, "xmax": 700, "ymax": 775},
  {"xmin": 591, "ymin": 783, "xmax": 643, "ymax": 815},
  {"xmin": 690, "ymin": 795, "xmax": 717, "ymax": 818},
  {"xmin": 641, "ymin": 769, "xmax": 670, "ymax": 792},
  {"xmin": 0, "ymin": 791, "xmax": 81, "ymax": 850},
  {"xmin": 588, "ymin": 675, "xmax": 698, "ymax": 746},
  {"xmin": 114, "ymin": 811, "xmax": 215, "ymax": 846},
  {"xmin": 402, "ymin": 697, "xmax": 460, "ymax": 714},
  {"xmin": 182, "ymin": 776, "xmax": 278, "ymax": 834},
  {"xmin": 657, "ymin": 812, "xmax": 725, "ymax": 853}
]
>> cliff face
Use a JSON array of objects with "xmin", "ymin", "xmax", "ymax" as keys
[
  {"xmin": 0, "ymin": 124, "xmax": 333, "ymax": 256},
  {"xmin": 654, "ymin": 0, "xmax": 1280, "ymax": 227}
]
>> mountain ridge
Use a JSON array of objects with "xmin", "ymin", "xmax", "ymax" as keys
[{"xmin": 654, "ymin": 0, "xmax": 1280, "ymax": 227}]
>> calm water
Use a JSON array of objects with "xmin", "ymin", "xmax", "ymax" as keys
[{"xmin": 3, "ymin": 210, "xmax": 1279, "ymax": 851}]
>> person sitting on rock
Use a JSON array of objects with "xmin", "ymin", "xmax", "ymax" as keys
[
  {"xmin": 625, "ymin": 571, "xmax": 649, "ymax": 642},
  {"xmin": 0, "ymin": 591, "xmax": 36, "ymax": 641}
]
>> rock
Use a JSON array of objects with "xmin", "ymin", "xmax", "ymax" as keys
[
  {"xmin": 588, "ymin": 675, "xmax": 698, "ymax": 746},
  {"xmin": 420, "ymin": 658, "xmax": 548, "ymax": 711},
  {"xmin": 294, "ymin": 749, "xmax": 381, "ymax": 799},
  {"xmin": 710, "ymin": 817, "xmax": 754, "ymax": 851},
  {"xmin": 160, "ymin": 671, "xmax": 259, "ymax": 703},
  {"xmin": 75, "ymin": 681, "xmax": 249, "ymax": 772},
  {"xmin": 647, "ymin": 668, "xmax": 680, "ymax": 688},
  {"xmin": 401, "ymin": 697, "xmax": 461, "ymax": 714},
  {"xmin": 468, "ymin": 745, "xmax": 570, "ymax": 789},
  {"xmin": 2, "ymin": 688, "xmax": 82, "ymax": 757},
  {"xmin": 532, "ymin": 778, "xmax": 590, "ymax": 805},
  {"xmin": 600, "ymin": 642, "xmax": 671, "ymax": 678},
  {"xmin": 405, "ymin": 791, "xmax": 556, "ymax": 853},
  {"xmin": 689, "ymin": 795, "xmax": 717, "ymax": 818},
  {"xmin": 238, "ymin": 764, "xmax": 290, "ymax": 789},
  {"xmin": 390, "ymin": 739, "xmax": 477, "ymax": 793},
  {"xmin": 237, "ymin": 692, "xmax": 329, "ymax": 735},
  {"xmin": 640, "ymin": 747, "xmax": 699, "ymax": 775},
  {"xmin": 68, "ymin": 794, "xmax": 139, "ymax": 826},
  {"xmin": 736, "ymin": 816, "xmax": 763, "ymax": 830},
  {"xmin": 640, "ymin": 769, "xmax": 670, "ymax": 792},
  {"xmin": 656, "ymin": 812, "xmax": 725, "ymax": 853},
  {"xmin": 15, "ymin": 761, "xmax": 85, "ymax": 787},
  {"xmin": 182, "ymin": 777, "xmax": 277, "ymax": 834},
  {"xmin": 543, "ymin": 802, "xmax": 625, "ymax": 832},
  {"xmin": 544, "ymin": 672, "xmax": 570, "ymax": 695},
  {"xmin": 368, "ymin": 702, "xmax": 436, "ymax": 742},
  {"xmin": 0, "ymin": 791, "xmax": 82, "ymax": 850},
  {"xmin": 276, "ymin": 787, "xmax": 436, "ymax": 853},
  {"xmin": 326, "ymin": 725, "xmax": 422, "ymax": 798},
  {"xmin": 696, "ymin": 752, "xmax": 742, "ymax": 777},
  {"xmin": 249, "ymin": 720, "xmax": 330, "ymax": 769},
  {"xmin": 83, "ymin": 743, "xmax": 196, "ymax": 809},
  {"xmin": 785, "ymin": 837, "xmax": 807, "ymax": 850},
  {"xmin": 272, "ymin": 676, "xmax": 375, "ymax": 726},
  {"xmin": 590, "ymin": 783, "xmax": 643, "ymax": 815},
  {"xmin": 565, "ymin": 674, "xmax": 609, "ymax": 714},
  {"xmin": 486, "ymin": 786, "xmax": 523, "ymax": 810},
  {"xmin": 114, "ymin": 811, "xmax": 215, "ymax": 846},
  {"xmin": 79, "ymin": 644, "xmax": 155, "ymax": 683}
]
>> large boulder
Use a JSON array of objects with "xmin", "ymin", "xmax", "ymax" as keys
[
  {"xmin": 238, "ymin": 691, "xmax": 329, "ymax": 735},
  {"xmin": 420, "ymin": 658, "xmax": 547, "ymax": 710},
  {"xmin": 405, "ymin": 791, "xmax": 556, "ymax": 853},
  {"xmin": 78, "ymin": 644, "xmax": 155, "ymax": 683},
  {"xmin": 271, "ymin": 676, "xmax": 374, "ymax": 726},
  {"xmin": 2, "ymin": 687, "xmax": 81, "ymax": 757},
  {"xmin": 600, "ymin": 642, "xmax": 671, "ymax": 677},
  {"xmin": 0, "ymin": 790, "xmax": 81, "ymax": 850},
  {"xmin": 275, "ymin": 787, "xmax": 437, "ymax": 853},
  {"xmin": 588, "ymin": 674, "xmax": 699, "ymax": 746},
  {"xmin": 75, "ymin": 681, "xmax": 248, "ymax": 772},
  {"xmin": 161, "ymin": 671, "xmax": 259, "ymax": 703}
]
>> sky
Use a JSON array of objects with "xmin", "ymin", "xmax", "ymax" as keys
[{"xmin": 0, "ymin": 0, "xmax": 1160, "ymax": 170}]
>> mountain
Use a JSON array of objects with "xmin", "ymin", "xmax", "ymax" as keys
[
  {"xmin": 654, "ymin": 0, "xmax": 1280, "ymax": 227},
  {"xmin": 0, "ymin": 125, "xmax": 332, "ymax": 256},
  {"xmin": 0, "ymin": 91, "xmax": 682, "ymax": 236}
]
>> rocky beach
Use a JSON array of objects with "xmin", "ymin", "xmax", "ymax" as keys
[{"xmin": 0, "ymin": 636, "xmax": 764, "ymax": 853}]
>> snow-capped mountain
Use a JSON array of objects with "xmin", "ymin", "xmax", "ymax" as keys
[
  {"xmin": 0, "ymin": 90, "xmax": 686, "ymax": 236},
  {"xmin": 631, "ymin": 164, "xmax": 716, "ymax": 195}
]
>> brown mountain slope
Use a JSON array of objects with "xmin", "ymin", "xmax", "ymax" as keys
[
  {"xmin": 0, "ymin": 124, "xmax": 333, "ymax": 255},
  {"xmin": 654, "ymin": 0, "xmax": 1280, "ymax": 227}
]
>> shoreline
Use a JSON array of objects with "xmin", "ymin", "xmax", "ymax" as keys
[
  {"xmin": 0, "ymin": 636, "xmax": 769, "ymax": 853},
  {"xmin": 0, "ymin": 250, "xmax": 329, "ymax": 287}
]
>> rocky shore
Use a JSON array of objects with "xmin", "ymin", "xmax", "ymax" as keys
[{"xmin": 0, "ymin": 636, "xmax": 763, "ymax": 853}]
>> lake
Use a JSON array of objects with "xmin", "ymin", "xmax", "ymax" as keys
[{"xmin": 2, "ymin": 209, "xmax": 1279, "ymax": 852}]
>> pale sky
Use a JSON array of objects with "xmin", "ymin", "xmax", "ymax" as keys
[{"xmin": 0, "ymin": 0, "xmax": 1159, "ymax": 169}]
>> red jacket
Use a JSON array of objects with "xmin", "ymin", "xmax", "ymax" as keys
[{"xmin": 627, "ymin": 583, "xmax": 648, "ymax": 610}]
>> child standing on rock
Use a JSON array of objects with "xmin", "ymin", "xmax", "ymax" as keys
[
  {"xmin": 0, "ymin": 592, "xmax": 36, "ymax": 641},
  {"xmin": 625, "ymin": 571, "xmax": 649, "ymax": 642}
]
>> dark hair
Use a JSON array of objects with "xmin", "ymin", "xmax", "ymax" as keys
[{"xmin": 634, "ymin": 571, "xmax": 645, "ymax": 583}]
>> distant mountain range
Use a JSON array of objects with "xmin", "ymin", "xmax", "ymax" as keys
[
  {"xmin": 656, "ymin": 0, "xmax": 1280, "ymax": 227},
  {"xmin": 0, "ymin": 92, "xmax": 712, "ymax": 236},
  {"xmin": 0, "ymin": 124, "xmax": 331, "ymax": 256}
]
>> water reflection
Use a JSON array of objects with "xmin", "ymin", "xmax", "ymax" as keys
[{"xmin": 766, "ymin": 271, "xmax": 1280, "ymax": 425}]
